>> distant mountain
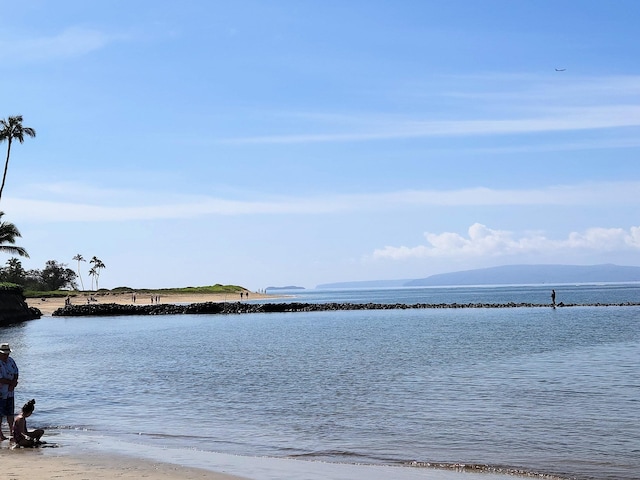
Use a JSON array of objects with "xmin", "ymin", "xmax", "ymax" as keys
[
  {"xmin": 315, "ymin": 264, "xmax": 640, "ymax": 289},
  {"xmin": 405, "ymin": 264, "xmax": 640, "ymax": 287}
]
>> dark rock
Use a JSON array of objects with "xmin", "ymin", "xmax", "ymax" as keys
[
  {"xmin": 51, "ymin": 300, "xmax": 640, "ymax": 317},
  {"xmin": 0, "ymin": 286, "xmax": 42, "ymax": 326}
]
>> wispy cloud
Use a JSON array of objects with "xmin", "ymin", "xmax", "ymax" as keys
[
  {"xmin": 0, "ymin": 27, "xmax": 125, "ymax": 63},
  {"xmin": 222, "ymin": 74, "xmax": 640, "ymax": 145},
  {"xmin": 7, "ymin": 180, "xmax": 640, "ymax": 222},
  {"xmin": 439, "ymin": 74, "xmax": 640, "ymax": 105},
  {"xmin": 372, "ymin": 223, "xmax": 640, "ymax": 260},
  {"xmin": 222, "ymin": 105, "xmax": 640, "ymax": 144}
]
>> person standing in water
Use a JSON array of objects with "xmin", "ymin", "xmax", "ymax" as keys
[
  {"xmin": 0, "ymin": 343, "xmax": 18, "ymax": 440},
  {"xmin": 551, "ymin": 289, "xmax": 556, "ymax": 308}
]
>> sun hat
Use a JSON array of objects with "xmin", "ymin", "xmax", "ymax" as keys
[{"xmin": 0, "ymin": 343, "xmax": 11, "ymax": 353}]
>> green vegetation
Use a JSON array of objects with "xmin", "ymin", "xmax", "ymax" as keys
[
  {"xmin": 0, "ymin": 115, "xmax": 36, "ymax": 203},
  {"xmin": 161, "ymin": 284, "xmax": 245, "ymax": 294},
  {"xmin": 2, "ymin": 251, "xmax": 244, "ymax": 298},
  {"xmin": 0, "ymin": 212, "xmax": 28, "ymax": 258},
  {"xmin": 89, "ymin": 256, "xmax": 106, "ymax": 290},
  {"xmin": 22, "ymin": 289, "xmax": 73, "ymax": 299},
  {"xmin": 22, "ymin": 284, "xmax": 246, "ymax": 299},
  {"xmin": 109, "ymin": 284, "xmax": 246, "ymax": 295},
  {"xmin": 41, "ymin": 286, "xmax": 242, "ymax": 298},
  {"xmin": 0, "ymin": 258, "xmax": 76, "ymax": 292},
  {"xmin": 0, "ymin": 282, "xmax": 24, "ymax": 293},
  {"xmin": 72, "ymin": 254, "xmax": 86, "ymax": 291},
  {"xmin": 0, "ymin": 116, "xmax": 76, "ymax": 301},
  {"xmin": 0, "ymin": 115, "xmax": 33, "ymax": 295}
]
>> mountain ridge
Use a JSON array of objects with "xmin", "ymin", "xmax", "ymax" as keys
[{"xmin": 316, "ymin": 264, "xmax": 640, "ymax": 289}]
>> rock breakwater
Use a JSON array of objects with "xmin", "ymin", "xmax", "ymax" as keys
[{"xmin": 52, "ymin": 300, "xmax": 640, "ymax": 317}]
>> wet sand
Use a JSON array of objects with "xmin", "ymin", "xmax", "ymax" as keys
[
  {"xmin": 1, "ymin": 446, "xmax": 518, "ymax": 480},
  {"xmin": 3, "ymin": 449, "xmax": 247, "ymax": 480}
]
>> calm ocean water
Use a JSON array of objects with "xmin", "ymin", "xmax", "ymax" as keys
[{"xmin": 1, "ymin": 284, "xmax": 639, "ymax": 480}]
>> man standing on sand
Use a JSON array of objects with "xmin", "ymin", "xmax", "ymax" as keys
[{"xmin": 0, "ymin": 343, "xmax": 18, "ymax": 440}]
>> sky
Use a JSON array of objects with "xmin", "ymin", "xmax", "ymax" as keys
[{"xmin": 1, "ymin": 0, "xmax": 640, "ymax": 291}]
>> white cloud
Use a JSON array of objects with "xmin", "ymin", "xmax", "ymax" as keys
[
  {"xmin": 566, "ymin": 227, "xmax": 640, "ymax": 250},
  {"xmin": 6, "ymin": 180, "xmax": 640, "ymax": 222},
  {"xmin": 0, "ymin": 27, "xmax": 124, "ymax": 63},
  {"xmin": 372, "ymin": 223, "xmax": 640, "ymax": 260}
]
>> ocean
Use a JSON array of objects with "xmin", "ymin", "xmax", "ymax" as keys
[{"xmin": 1, "ymin": 284, "xmax": 638, "ymax": 480}]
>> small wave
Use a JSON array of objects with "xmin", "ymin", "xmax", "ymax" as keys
[
  {"xmin": 405, "ymin": 460, "xmax": 573, "ymax": 479},
  {"xmin": 289, "ymin": 449, "xmax": 364, "ymax": 459},
  {"xmin": 41, "ymin": 424, "xmax": 93, "ymax": 432}
]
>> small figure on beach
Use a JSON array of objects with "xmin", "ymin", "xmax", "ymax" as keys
[
  {"xmin": 0, "ymin": 343, "xmax": 18, "ymax": 440},
  {"xmin": 12, "ymin": 399, "xmax": 45, "ymax": 447},
  {"xmin": 551, "ymin": 289, "xmax": 556, "ymax": 308}
]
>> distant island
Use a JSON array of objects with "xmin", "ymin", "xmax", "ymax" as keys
[{"xmin": 317, "ymin": 264, "xmax": 640, "ymax": 289}]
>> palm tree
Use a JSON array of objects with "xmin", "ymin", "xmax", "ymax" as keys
[
  {"xmin": 90, "ymin": 256, "xmax": 106, "ymax": 290},
  {"xmin": 0, "ymin": 115, "xmax": 36, "ymax": 203},
  {"xmin": 88, "ymin": 267, "xmax": 97, "ymax": 291},
  {"xmin": 0, "ymin": 211, "xmax": 29, "ymax": 258},
  {"xmin": 73, "ymin": 254, "xmax": 86, "ymax": 291}
]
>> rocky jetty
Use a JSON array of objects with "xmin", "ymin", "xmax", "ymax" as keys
[
  {"xmin": 52, "ymin": 300, "xmax": 640, "ymax": 317},
  {"xmin": 0, "ymin": 286, "xmax": 41, "ymax": 326}
]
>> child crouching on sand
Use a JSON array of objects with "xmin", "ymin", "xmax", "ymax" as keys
[{"xmin": 12, "ymin": 399, "xmax": 44, "ymax": 447}]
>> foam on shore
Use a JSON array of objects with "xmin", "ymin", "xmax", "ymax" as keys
[{"xmin": 19, "ymin": 430, "xmax": 526, "ymax": 480}]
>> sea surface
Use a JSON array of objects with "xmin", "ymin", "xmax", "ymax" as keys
[{"xmin": 2, "ymin": 284, "xmax": 639, "ymax": 480}]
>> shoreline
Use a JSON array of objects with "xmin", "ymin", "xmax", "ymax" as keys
[
  {"xmin": 8, "ymin": 432, "xmax": 527, "ymax": 480},
  {"xmin": 26, "ymin": 291, "xmax": 280, "ymax": 316}
]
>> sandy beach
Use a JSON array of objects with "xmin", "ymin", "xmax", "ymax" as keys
[
  {"xmin": 0, "ymin": 445, "xmax": 517, "ymax": 480},
  {"xmin": 27, "ymin": 291, "xmax": 279, "ymax": 316},
  {"xmin": 2, "ymin": 449, "xmax": 248, "ymax": 480}
]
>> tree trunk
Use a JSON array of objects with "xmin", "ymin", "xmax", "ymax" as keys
[{"xmin": 0, "ymin": 139, "xmax": 13, "ymax": 202}]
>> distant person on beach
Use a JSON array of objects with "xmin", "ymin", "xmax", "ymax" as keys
[
  {"xmin": 12, "ymin": 399, "xmax": 44, "ymax": 447},
  {"xmin": 0, "ymin": 343, "xmax": 18, "ymax": 440},
  {"xmin": 551, "ymin": 289, "xmax": 556, "ymax": 307}
]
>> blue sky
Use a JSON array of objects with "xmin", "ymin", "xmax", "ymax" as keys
[{"xmin": 1, "ymin": 0, "xmax": 640, "ymax": 290}]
